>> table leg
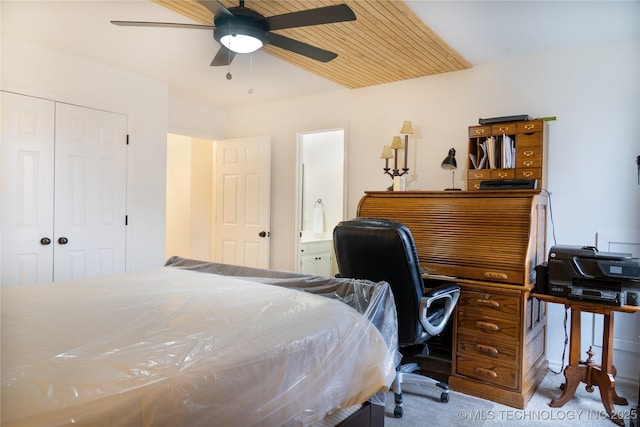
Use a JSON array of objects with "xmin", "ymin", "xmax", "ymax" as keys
[
  {"xmin": 548, "ymin": 309, "xmax": 629, "ymax": 426},
  {"xmin": 549, "ymin": 365, "xmax": 586, "ymax": 408},
  {"xmin": 596, "ymin": 312, "xmax": 627, "ymax": 425},
  {"xmin": 550, "ymin": 309, "xmax": 584, "ymax": 408},
  {"xmin": 592, "ymin": 369, "xmax": 625, "ymax": 426}
]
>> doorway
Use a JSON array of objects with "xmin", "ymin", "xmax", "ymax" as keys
[
  {"xmin": 165, "ymin": 134, "xmax": 213, "ymax": 262},
  {"xmin": 165, "ymin": 134, "xmax": 271, "ymax": 269},
  {"xmin": 295, "ymin": 129, "xmax": 346, "ymax": 275}
]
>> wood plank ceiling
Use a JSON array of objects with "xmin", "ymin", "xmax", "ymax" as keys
[{"xmin": 154, "ymin": 0, "xmax": 472, "ymax": 89}]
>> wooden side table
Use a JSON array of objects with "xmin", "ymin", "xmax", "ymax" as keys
[{"xmin": 533, "ymin": 293, "xmax": 640, "ymax": 426}]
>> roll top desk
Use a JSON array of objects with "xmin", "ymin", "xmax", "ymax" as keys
[{"xmin": 357, "ymin": 190, "xmax": 548, "ymax": 408}]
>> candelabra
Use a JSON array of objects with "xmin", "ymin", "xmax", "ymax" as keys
[{"xmin": 380, "ymin": 121, "xmax": 413, "ymax": 189}]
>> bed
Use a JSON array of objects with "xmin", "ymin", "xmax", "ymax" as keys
[{"xmin": 1, "ymin": 257, "xmax": 398, "ymax": 427}]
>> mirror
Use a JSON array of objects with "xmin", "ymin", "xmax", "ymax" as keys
[{"xmin": 295, "ymin": 129, "xmax": 345, "ymax": 276}]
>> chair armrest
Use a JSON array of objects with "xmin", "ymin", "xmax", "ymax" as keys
[
  {"xmin": 418, "ymin": 284, "xmax": 460, "ymax": 337},
  {"xmin": 425, "ymin": 283, "xmax": 460, "ymax": 298}
]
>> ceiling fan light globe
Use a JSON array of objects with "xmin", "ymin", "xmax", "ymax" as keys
[{"xmin": 220, "ymin": 33, "xmax": 264, "ymax": 54}]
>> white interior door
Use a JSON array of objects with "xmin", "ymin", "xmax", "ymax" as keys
[
  {"xmin": 1, "ymin": 91, "xmax": 55, "ymax": 285},
  {"xmin": 215, "ymin": 136, "xmax": 271, "ymax": 268},
  {"xmin": 53, "ymin": 103, "xmax": 127, "ymax": 281}
]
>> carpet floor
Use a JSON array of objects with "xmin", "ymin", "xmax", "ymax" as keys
[{"xmin": 383, "ymin": 371, "xmax": 639, "ymax": 426}]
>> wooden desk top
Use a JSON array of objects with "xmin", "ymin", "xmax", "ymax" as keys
[{"xmin": 532, "ymin": 292, "xmax": 640, "ymax": 314}]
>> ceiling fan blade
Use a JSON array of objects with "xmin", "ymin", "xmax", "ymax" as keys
[
  {"xmin": 265, "ymin": 4, "xmax": 356, "ymax": 31},
  {"xmin": 210, "ymin": 46, "xmax": 236, "ymax": 66},
  {"xmin": 111, "ymin": 21, "xmax": 214, "ymax": 30},
  {"xmin": 197, "ymin": 0, "xmax": 234, "ymax": 18},
  {"xmin": 267, "ymin": 32, "xmax": 337, "ymax": 63}
]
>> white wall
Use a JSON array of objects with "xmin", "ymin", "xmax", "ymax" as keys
[
  {"xmin": 165, "ymin": 134, "xmax": 213, "ymax": 262},
  {"xmin": 168, "ymin": 95, "xmax": 229, "ymax": 139},
  {"xmin": 2, "ymin": 37, "xmax": 169, "ymax": 272},
  {"xmin": 166, "ymin": 134, "xmax": 192, "ymax": 260}
]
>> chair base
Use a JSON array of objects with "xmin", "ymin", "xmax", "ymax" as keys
[{"xmin": 391, "ymin": 363, "xmax": 449, "ymax": 418}]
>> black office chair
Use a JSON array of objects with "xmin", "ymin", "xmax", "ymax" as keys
[{"xmin": 333, "ymin": 217, "xmax": 460, "ymax": 418}]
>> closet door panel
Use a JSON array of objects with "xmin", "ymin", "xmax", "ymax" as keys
[
  {"xmin": 1, "ymin": 92, "xmax": 55, "ymax": 286},
  {"xmin": 53, "ymin": 103, "xmax": 127, "ymax": 282}
]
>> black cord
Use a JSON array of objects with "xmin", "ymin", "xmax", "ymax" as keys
[
  {"xmin": 541, "ymin": 188, "xmax": 564, "ymax": 374},
  {"xmin": 548, "ymin": 306, "xmax": 569, "ymax": 375},
  {"xmin": 542, "ymin": 188, "xmax": 557, "ymax": 246}
]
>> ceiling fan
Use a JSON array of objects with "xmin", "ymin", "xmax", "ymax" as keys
[{"xmin": 111, "ymin": 0, "xmax": 356, "ymax": 66}]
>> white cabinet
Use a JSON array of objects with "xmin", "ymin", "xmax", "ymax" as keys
[
  {"xmin": 300, "ymin": 240, "xmax": 333, "ymax": 277},
  {"xmin": 1, "ymin": 92, "xmax": 127, "ymax": 286}
]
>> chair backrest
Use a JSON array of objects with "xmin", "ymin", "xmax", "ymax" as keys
[{"xmin": 333, "ymin": 217, "xmax": 425, "ymax": 347}]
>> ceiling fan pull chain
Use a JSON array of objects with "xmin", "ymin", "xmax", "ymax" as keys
[
  {"xmin": 248, "ymin": 54, "xmax": 254, "ymax": 94},
  {"xmin": 226, "ymin": 48, "xmax": 233, "ymax": 80}
]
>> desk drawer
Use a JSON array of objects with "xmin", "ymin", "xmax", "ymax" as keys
[
  {"xmin": 515, "ymin": 168, "xmax": 542, "ymax": 180},
  {"xmin": 492, "ymin": 123, "xmax": 517, "ymax": 135},
  {"xmin": 468, "ymin": 180, "xmax": 482, "ymax": 191},
  {"xmin": 517, "ymin": 120, "xmax": 544, "ymax": 133},
  {"xmin": 456, "ymin": 355, "xmax": 519, "ymax": 389},
  {"xmin": 459, "ymin": 290, "xmax": 521, "ymax": 318},
  {"xmin": 469, "ymin": 125, "xmax": 490, "ymax": 137},
  {"xmin": 516, "ymin": 132, "xmax": 542, "ymax": 147},
  {"xmin": 457, "ymin": 332, "xmax": 518, "ymax": 365},
  {"xmin": 457, "ymin": 310, "xmax": 520, "ymax": 342},
  {"xmin": 491, "ymin": 169, "xmax": 515, "ymax": 180},
  {"xmin": 468, "ymin": 169, "xmax": 491, "ymax": 180}
]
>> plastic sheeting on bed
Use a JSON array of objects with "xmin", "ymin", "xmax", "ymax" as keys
[{"xmin": 1, "ymin": 257, "xmax": 398, "ymax": 427}]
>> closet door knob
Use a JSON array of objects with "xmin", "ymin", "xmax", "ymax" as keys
[
  {"xmin": 58, "ymin": 237, "xmax": 69, "ymax": 245},
  {"xmin": 40, "ymin": 237, "xmax": 51, "ymax": 246},
  {"xmin": 258, "ymin": 231, "xmax": 267, "ymax": 238}
]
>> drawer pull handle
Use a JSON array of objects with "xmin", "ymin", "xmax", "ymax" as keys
[
  {"xmin": 476, "ymin": 344, "xmax": 499, "ymax": 356},
  {"xmin": 523, "ymin": 171, "xmax": 533, "ymax": 177},
  {"xmin": 483, "ymin": 271, "xmax": 508, "ymax": 280},
  {"xmin": 523, "ymin": 150, "xmax": 534, "ymax": 157},
  {"xmin": 498, "ymin": 126, "xmax": 509, "ymax": 132},
  {"xmin": 524, "ymin": 124, "xmax": 535, "ymax": 130},
  {"xmin": 523, "ymin": 161, "xmax": 533, "ymax": 167},
  {"xmin": 476, "ymin": 321, "xmax": 500, "ymax": 332},
  {"xmin": 474, "ymin": 172, "xmax": 484, "ymax": 178},
  {"xmin": 476, "ymin": 299, "xmax": 500, "ymax": 308},
  {"xmin": 474, "ymin": 129, "xmax": 485, "ymax": 135},
  {"xmin": 474, "ymin": 367, "xmax": 498, "ymax": 378},
  {"xmin": 498, "ymin": 172, "xmax": 508, "ymax": 178}
]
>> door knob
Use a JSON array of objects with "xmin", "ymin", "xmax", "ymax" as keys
[
  {"xmin": 58, "ymin": 237, "xmax": 69, "ymax": 245},
  {"xmin": 40, "ymin": 237, "xmax": 51, "ymax": 246},
  {"xmin": 258, "ymin": 231, "xmax": 269, "ymax": 238}
]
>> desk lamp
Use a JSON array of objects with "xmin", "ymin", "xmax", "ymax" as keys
[{"xmin": 441, "ymin": 148, "xmax": 461, "ymax": 191}]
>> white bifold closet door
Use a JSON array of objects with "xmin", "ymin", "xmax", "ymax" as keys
[{"xmin": 1, "ymin": 91, "xmax": 127, "ymax": 286}]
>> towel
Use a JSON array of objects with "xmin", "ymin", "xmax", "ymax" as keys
[{"xmin": 313, "ymin": 206, "xmax": 325, "ymax": 233}]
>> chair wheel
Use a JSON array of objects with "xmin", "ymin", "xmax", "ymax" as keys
[
  {"xmin": 441, "ymin": 392, "xmax": 449, "ymax": 403},
  {"xmin": 394, "ymin": 406, "xmax": 403, "ymax": 418}
]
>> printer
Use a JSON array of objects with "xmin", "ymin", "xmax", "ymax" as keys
[{"xmin": 544, "ymin": 245, "xmax": 640, "ymax": 306}]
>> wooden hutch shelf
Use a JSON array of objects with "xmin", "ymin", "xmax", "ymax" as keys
[{"xmin": 467, "ymin": 119, "xmax": 548, "ymax": 190}]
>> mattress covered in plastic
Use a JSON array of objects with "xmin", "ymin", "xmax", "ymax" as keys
[{"xmin": 1, "ymin": 258, "xmax": 398, "ymax": 426}]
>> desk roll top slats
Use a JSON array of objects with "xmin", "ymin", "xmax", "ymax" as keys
[
  {"xmin": 357, "ymin": 191, "xmax": 547, "ymax": 285},
  {"xmin": 357, "ymin": 190, "xmax": 548, "ymax": 409}
]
